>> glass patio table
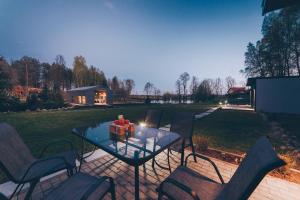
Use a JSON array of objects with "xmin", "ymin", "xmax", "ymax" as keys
[{"xmin": 72, "ymin": 121, "xmax": 181, "ymax": 200}]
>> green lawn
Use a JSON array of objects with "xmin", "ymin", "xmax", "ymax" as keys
[
  {"xmin": 0, "ymin": 104, "xmax": 211, "ymax": 156},
  {"xmin": 194, "ymin": 109, "xmax": 271, "ymax": 154}
]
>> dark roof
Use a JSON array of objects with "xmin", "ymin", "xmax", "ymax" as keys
[
  {"xmin": 262, "ymin": 0, "xmax": 300, "ymax": 15},
  {"xmin": 67, "ymin": 85, "xmax": 110, "ymax": 92},
  {"xmin": 247, "ymin": 76, "xmax": 300, "ymax": 87},
  {"xmin": 227, "ymin": 87, "xmax": 248, "ymax": 94}
]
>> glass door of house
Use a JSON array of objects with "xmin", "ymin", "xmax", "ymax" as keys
[{"xmin": 94, "ymin": 91, "xmax": 107, "ymax": 104}]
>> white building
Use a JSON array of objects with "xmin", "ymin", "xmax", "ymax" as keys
[{"xmin": 247, "ymin": 77, "xmax": 300, "ymax": 114}]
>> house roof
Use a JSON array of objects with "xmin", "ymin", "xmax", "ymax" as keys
[
  {"xmin": 247, "ymin": 76, "xmax": 300, "ymax": 87},
  {"xmin": 227, "ymin": 87, "xmax": 248, "ymax": 94},
  {"xmin": 68, "ymin": 86, "xmax": 97, "ymax": 91},
  {"xmin": 262, "ymin": 0, "xmax": 300, "ymax": 15},
  {"xmin": 67, "ymin": 85, "xmax": 110, "ymax": 92}
]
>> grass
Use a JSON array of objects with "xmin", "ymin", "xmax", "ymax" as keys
[
  {"xmin": 194, "ymin": 109, "xmax": 271, "ymax": 154},
  {"xmin": 0, "ymin": 103, "xmax": 211, "ymax": 183}
]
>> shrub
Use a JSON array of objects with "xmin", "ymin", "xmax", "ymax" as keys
[
  {"xmin": 8, "ymin": 97, "xmax": 27, "ymax": 111},
  {"xmin": 193, "ymin": 135, "xmax": 209, "ymax": 152},
  {"xmin": 144, "ymin": 97, "xmax": 151, "ymax": 104},
  {"xmin": 26, "ymin": 94, "xmax": 39, "ymax": 111},
  {"xmin": 0, "ymin": 96, "xmax": 27, "ymax": 112}
]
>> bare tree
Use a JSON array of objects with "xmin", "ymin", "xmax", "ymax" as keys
[
  {"xmin": 162, "ymin": 92, "xmax": 172, "ymax": 103},
  {"xmin": 190, "ymin": 76, "xmax": 198, "ymax": 94},
  {"xmin": 225, "ymin": 76, "xmax": 236, "ymax": 92},
  {"xmin": 144, "ymin": 82, "xmax": 154, "ymax": 96},
  {"xmin": 153, "ymin": 87, "xmax": 161, "ymax": 102},
  {"xmin": 175, "ymin": 79, "xmax": 182, "ymax": 103},
  {"xmin": 195, "ymin": 79, "xmax": 214, "ymax": 102},
  {"xmin": 179, "ymin": 72, "xmax": 190, "ymax": 102},
  {"xmin": 125, "ymin": 79, "xmax": 135, "ymax": 95},
  {"xmin": 213, "ymin": 77, "xmax": 224, "ymax": 95}
]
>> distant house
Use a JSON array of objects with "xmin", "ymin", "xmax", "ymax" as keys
[
  {"xmin": 65, "ymin": 85, "xmax": 113, "ymax": 105},
  {"xmin": 11, "ymin": 85, "xmax": 42, "ymax": 101},
  {"xmin": 226, "ymin": 87, "xmax": 250, "ymax": 105},
  {"xmin": 247, "ymin": 76, "xmax": 300, "ymax": 114},
  {"xmin": 227, "ymin": 87, "xmax": 248, "ymax": 95}
]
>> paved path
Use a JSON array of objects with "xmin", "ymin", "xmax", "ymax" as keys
[{"xmin": 159, "ymin": 107, "xmax": 220, "ymax": 131}]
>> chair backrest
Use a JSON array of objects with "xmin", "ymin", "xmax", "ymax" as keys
[
  {"xmin": 144, "ymin": 110, "xmax": 163, "ymax": 129},
  {"xmin": 216, "ymin": 137, "xmax": 285, "ymax": 200},
  {"xmin": 0, "ymin": 123, "xmax": 35, "ymax": 182},
  {"xmin": 170, "ymin": 112, "xmax": 195, "ymax": 139}
]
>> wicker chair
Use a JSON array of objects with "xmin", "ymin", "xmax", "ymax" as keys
[
  {"xmin": 157, "ymin": 137, "xmax": 286, "ymax": 200},
  {"xmin": 144, "ymin": 109, "xmax": 163, "ymax": 129},
  {"xmin": 0, "ymin": 122, "xmax": 78, "ymax": 199}
]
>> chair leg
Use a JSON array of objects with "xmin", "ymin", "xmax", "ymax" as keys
[
  {"xmin": 167, "ymin": 149, "xmax": 172, "ymax": 173},
  {"xmin": 111, "ymin": 182, "xmax": 116, "ymax": 200},
  {"xmin": 24, "ymin": 180, "xmax": 38, "ymax": 200},
  {"xmin": 190, "ymin": 138, "xmax": 197, "ymax": 163},
  {"xmin": 158, "ymin": 190, "xmax": 163, "ymax": 200},
  {"xmin": 152, "ymin": 156, "xmax": 156, "ymax": 169},
  {"xmin": 180, "ymin": 140, "xmax": 185, "ymax": 166}
]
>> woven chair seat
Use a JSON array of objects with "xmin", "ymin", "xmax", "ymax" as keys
[
  {"xmin": 44, "ymin": 172, "xmax": 111, "ymax": 200},
  {"xmin": 18, "ymin": 150, "xmax": 77, "ymax": 182},
  {"xmin": 50, "ymin": 150, "xmax": 77, "ymax": 168},
  {"xmin": 160, "ymin": 166, "xmax": 224, "ymax": 200}
]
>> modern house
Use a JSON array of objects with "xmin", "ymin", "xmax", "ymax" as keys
[
  {"xmin": 247, "ymin": 76, "xmax": 300, "ymax": 114},
  {"xmin": 65, "ymin": 85, "xmax": 113, "ymax": 105}
]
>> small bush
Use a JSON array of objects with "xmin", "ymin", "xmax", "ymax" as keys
[
  {"xmin": 193, "ymin": 135, "xmax": 209, "ymax": 152},
  {"xmin": 26, "ymin": 94, "xmax": 39, "ymax": 111},
  {"xmin": 0, "ymin": 96, "xmax": 27, "ymax": 112},
  {"xmin": 144, "ymin": 97, "xmax": 151, "ymax": 104}
]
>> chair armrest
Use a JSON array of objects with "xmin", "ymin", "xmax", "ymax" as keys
[
  {"xmin": 20, "ymin": 156, "xmax": 69, "ymax": 183},
  {"xmin": 185, "ymin": 153, "xmax": 225, "ymax": 184},
  {"xmin": 81, "ymin": 176, "xmax": 114, "ymax": 200},
  {"xmin": 158, "ymin": 178, "xmax": 200, "ymax": 200},
  {"xmin": 39, "ymin": 139, "xmax": 76, "ymax": 158}
]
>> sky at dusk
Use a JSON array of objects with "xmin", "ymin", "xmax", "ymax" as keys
[{"xmin": 0, "ymin": 0, "xmax": 264, "ymax": 93}]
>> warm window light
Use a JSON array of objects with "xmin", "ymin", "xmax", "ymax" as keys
[{"xmin": 139, "ymin": 122, "xmax": 146, "ymax": 127}]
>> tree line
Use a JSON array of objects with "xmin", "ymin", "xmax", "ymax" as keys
[
  {"xmin": 242, "ymin": 6, "xmax": 300, "ymax": 77},
  {"xmin": 1, "ymin": 55, "xmax": 107, "ymax": 92},
  {"xmin": 0, "ymin": 54, "xmax": 135, "ymax": 110},
  {"xmin": 143, "ymin": 72, "xmax": 237, "ymax": 103}
]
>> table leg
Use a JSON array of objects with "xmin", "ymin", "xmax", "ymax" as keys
[{"xmin": 135, "ymin": 164, "xmax": 139, "ymax": 200}]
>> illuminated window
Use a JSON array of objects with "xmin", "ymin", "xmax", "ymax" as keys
[
  {"xmin": 94, "ymin": 91, "xmax": 107, "ymax": 104},
  {"xmin": 77, "ymin": 96, "xmax": 86, "ymax": 104}
]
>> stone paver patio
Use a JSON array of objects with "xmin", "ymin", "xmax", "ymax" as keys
[{"xmin": 11, "ymin": 149, "xmax": 300, "ymax": 200}]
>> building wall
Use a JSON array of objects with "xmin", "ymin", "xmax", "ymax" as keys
[
  {"xmin": 256, "ymin": 78, "xmax": 300, "ymax": 114},
  {"xmin": 65, "ymin": 86, "xmax": 113, "ymax": 105}
]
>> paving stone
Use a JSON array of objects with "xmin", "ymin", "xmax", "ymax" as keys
[{"xmin": 9, "ymin": 149, "xmax": 300, "ymax": 200}]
